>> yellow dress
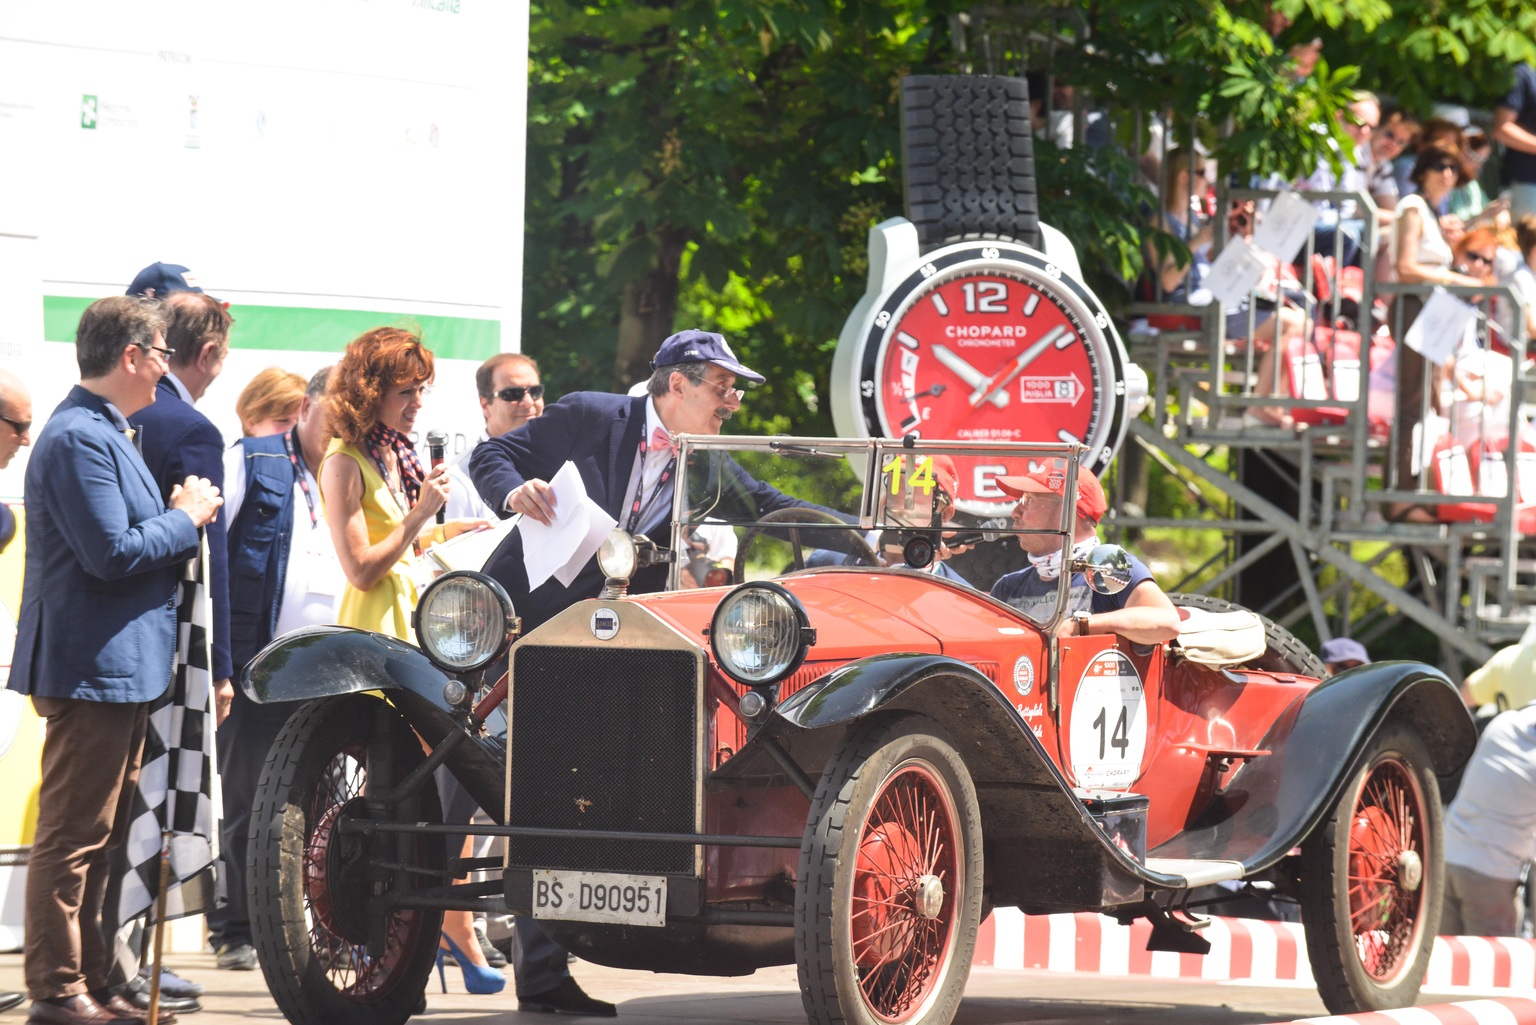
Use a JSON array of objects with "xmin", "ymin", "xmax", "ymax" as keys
[{"xmin": 322, "ymin": 438, "xmax": 417, "ymax": 641}]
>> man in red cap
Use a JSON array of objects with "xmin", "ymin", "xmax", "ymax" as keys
[{"xmin": 989, "ymin": 458, "xmax": 1180, "ymax": 643}]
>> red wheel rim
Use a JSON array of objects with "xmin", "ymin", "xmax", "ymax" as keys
[
  {"xmin": 302, "ymin": 740, "xmax": 425, "ymax": 1000},
  {"xmin": 1346, "ymin": 755, "xmax": 1428, "ymax": 987},
  {"xmin": 850, "ymin": 759, "xmax": 961, "ymax": 1023}
]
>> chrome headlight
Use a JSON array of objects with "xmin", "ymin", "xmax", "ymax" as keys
[
  {"xmin": 710, "ymin": 582, "xmax": 816, "ymax": 686},
  {"xmin": 413, "ymin": 570, "xmax": 518, "ymax": 672},
  {"xmin": 597, "ymin": 529, "xmax": 638, "ymax": 580}
]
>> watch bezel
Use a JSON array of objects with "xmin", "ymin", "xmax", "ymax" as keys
[{"xmin": 840, "ymin": 235, "xmax": 1132, "ymax": 482}]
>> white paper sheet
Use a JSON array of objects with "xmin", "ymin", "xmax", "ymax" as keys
[
  {"xmin": 1206, "ymin": 236, "xmax": 1270, "ymax": 308},
  {"xmin": 424, "ymin": 514, "xmax": 519, "ymax": 574},
  {"xmin": 1253, "ymin": 191, "xmax": 1317, "ymax": 261},
  {"xmin": 1402, "ymin": 289, "xmax": 1476, "ymax": 367},
  {"xmin": 516, "ymin": 461, "xmax": 618, "ymax": 590}
]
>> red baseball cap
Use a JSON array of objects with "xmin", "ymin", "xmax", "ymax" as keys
[{"xmin": 996, "ymin": 459, "xmax": 1108, "ymax": 522}]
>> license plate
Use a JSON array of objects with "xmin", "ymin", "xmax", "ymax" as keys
[{"xmin": 530, "ymin": 869, "xmax": 667, "ymax": 928}]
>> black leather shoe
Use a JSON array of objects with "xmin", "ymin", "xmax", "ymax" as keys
[
  {"xmin": 118, "ymin": 981, "xmax": 198, "ymax": 1017},
  {"xmin": 0, "ymin": 992, "xmax": 23, "ymax": 1014},
  {"xmin": 518, "ymin": 979, "xmax": 616, "ymax": 1017}
]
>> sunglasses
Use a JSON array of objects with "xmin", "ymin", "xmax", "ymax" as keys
[
  {"xmin": 490, "ymin": 385, "xmax": 544, "ymax": 403},
  {"xmin": 1431, "ymin": 161, "xmax": 1459, "ymax": 173},
  {"xmin": 0, "ymin": 413, "xmax": 29, "ymax": 436},
  {"xmin": 1465, "ymin": 251, "xmax": 1495, "ymax": 265}
]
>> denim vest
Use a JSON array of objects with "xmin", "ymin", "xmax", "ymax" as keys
[{"xmin": 228, "ymin": 433, "xmax": 298, "ymax": 671}]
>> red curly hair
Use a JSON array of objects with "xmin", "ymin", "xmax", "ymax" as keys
[{"xmin": 327, "ymin": 326, "xmax": 435, "ymax": 446}]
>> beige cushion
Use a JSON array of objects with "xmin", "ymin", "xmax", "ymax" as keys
[{"xmin": 1174, "ymin": 607, "xmax": 1267, "ymax": 667}]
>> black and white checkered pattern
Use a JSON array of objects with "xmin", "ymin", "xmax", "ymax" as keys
[{"xmin": 103, "ymin": 542, "xmax": 222, "ymax": 985}]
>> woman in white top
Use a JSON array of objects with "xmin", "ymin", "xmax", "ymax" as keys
[{"xmin": 1389, "ymin": 143, "xmax": 1487, "ymax": 519}]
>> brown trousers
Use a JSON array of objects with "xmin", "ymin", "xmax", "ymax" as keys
[{"xmin": 24, "ymin": 696, "xmax": 149, "ymax": 1000}]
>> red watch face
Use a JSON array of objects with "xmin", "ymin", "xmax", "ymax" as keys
[{"xmin": 869, "ymin": 263, "xmax": 1112, "ymax": 505}]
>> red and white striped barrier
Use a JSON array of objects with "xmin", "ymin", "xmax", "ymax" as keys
[
  {"xmin": 975, "ymin": 910, "xmax": 1536, "ymax": 991},
  {"xmin": 1261, "ymin": 997, "xmax": 1536, "ymax": 1024}
]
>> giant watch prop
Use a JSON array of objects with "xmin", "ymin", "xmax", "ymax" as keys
[{"xmin": 831, "ymin": 76, "xmax": 1147, "ymax": 513}]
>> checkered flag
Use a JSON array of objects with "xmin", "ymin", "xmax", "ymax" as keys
[{"xmin": 102, "ymin": 539, "xmax": 223, "ymax": 985}]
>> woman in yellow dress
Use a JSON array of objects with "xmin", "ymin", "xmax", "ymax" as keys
[{"xmin": 321, "ymin": 326, "xmax": 472, "ymax": 639}]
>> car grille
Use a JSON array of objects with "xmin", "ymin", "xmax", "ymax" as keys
[{"xmin": 506, "ymin": 645, "xmax": 700, "ymax": 874}]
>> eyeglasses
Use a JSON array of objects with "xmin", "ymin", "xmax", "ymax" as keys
[
  {"xmin": 1431, "ymin": 161, "xmax": 1460, "ymax": 173},
  {"xmin": 1465, "ymin": 251, "xmax": 1496, "ymax": 265},
  {"xmin": 698, "ymin": 377, "xmax": 745, "ymax": 403},
  {"xmin": 490, "ymin": 385, "xmax": 544, "ymax": 403},
  {"xmin": 131, "ymin": 342, "xmax": 175, "ymax": 360},
  {"xmin": 0, "ymin": 413, "xmax": 29, "ymax": 436}
]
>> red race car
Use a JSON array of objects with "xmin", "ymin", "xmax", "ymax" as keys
[{"xmin": 243, "ymin": 437, "xmax": 1474, "ymax": 1025}]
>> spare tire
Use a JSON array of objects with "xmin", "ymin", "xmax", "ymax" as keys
[{"xmin": 1167, "ymin": 592, "xmax": 1326, "ymax": 678}]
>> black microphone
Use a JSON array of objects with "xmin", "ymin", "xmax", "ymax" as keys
[{"xmin": 427, "ymin": 430, "xmax": 448, "ymax": 525}]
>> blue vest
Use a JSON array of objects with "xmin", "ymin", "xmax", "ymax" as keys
[{"xmin": 228, "ymin": 433, "xmax": 299, "ymax": 670}]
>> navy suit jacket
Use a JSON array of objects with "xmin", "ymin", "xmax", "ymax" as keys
[
  {"xmin": 130, "ymin": 376, "xmax": 232, "ymax": 680},
  {"xmin": 468, "ymin": 391, "xmax": 831, "ymax": 632},
  {"xmin": 10, "ymin": 386, "xmax": 201, "ymax": 702}
]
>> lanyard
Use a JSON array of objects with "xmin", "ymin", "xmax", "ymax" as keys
[
  {"xmin": 362, "ymin": 438, "xmax": 420, "ymax": 556},
  {"xmin": 282, "ymin": 427, "xmax": 318, "ymax": 528},
  {"xmin": 625, "ymin": 436, "xmax": 675, "ymax": 535}
]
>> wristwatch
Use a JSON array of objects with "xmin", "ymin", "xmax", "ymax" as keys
[
  {"xmin": 1074, "ymin": 611, "xmax": 1092, "ymax": 636},
  {"xmin": 830, "ymin": 75, "xmax": 1146, "ymax": 514}
]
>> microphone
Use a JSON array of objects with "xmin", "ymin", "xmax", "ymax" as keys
[{"xmin": 426, "ymin": 430, "xmax": 448, "ymax": 525}]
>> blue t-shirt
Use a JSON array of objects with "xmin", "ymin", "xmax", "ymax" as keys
[
  {"xmin": 989, "ymin": 552, "xmax": 1155, "ymax": 625},
  {"xmin": 1502, "ymin": 62, "xmax": 1536, "ymax": 186}
]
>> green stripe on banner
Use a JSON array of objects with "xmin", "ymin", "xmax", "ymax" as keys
[{"xmin": 43, "ymin": 296, "xmax": 501, "ymax": 361}]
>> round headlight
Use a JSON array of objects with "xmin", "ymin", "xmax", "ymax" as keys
[
  {"xmin": 597, "ymin": 529, "xmax": 638, "ymax": 580},
  {"xmin": 710, "ymin": 582, "xmax": 816, "ymax": 686},
  {"xmin": 413, "ymin": 571, "xmax": 518, "ymax": 672}
]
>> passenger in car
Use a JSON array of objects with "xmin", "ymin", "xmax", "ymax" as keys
[
  {"xmin": 805, "ymin": 453, "xmax": 971, "ymax": 582},
  {"xmin": 989, "ymin": 460, "xmax": 1181, "ymax": 644}
]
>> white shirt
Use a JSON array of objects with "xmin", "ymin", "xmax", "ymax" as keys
[
  {"xmin": 444, "ymin": 432, "xmax": 497, "ymax": 521},
  {"xmin": 619, "ymin": 397, "xmax": 676, "ymax": 536},
  {"xmin": 223, "ymin": 439, "xmax": 344, "ymax": 639}
]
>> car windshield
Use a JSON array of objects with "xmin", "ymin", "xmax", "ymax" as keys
[{"xmin": 667, "ymin": 435, "xmax": 1094, "ymax": 628}]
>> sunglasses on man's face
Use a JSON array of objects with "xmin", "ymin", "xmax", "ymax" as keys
[{"xmin": 491, "ymin": 385, "xmax": 544, "ymax": 403}]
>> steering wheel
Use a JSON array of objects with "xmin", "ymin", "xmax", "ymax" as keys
[{"xmin": 732, "ymin": 508, "xmax": 881, "ymax": 583}]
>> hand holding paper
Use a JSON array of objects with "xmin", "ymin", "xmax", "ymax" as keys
[{"xmin": 517, "ymin": 462, "xmax": 619, "ymax": 590}]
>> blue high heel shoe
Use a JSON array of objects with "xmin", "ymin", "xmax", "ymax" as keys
[{"xmin": 436, "ymin": 932, "xmax": 507, "ymax": 994}]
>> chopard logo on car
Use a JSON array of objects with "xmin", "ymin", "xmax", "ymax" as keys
[{"xmin": 590, "ymin": 609, "xmax": 620, "ymax": 641}]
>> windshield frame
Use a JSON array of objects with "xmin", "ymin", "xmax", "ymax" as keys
[{"xmin": 665, "ymin": 435, "xmax": 1092, "ymax": 633}]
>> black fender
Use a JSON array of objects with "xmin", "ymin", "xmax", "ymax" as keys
[
  {"xmin": 242, "ymin": 625, "xmax": 456, "ymax": 710},
  {"xmin": 241, "ymin": 625, "xmax": 510, "ymax": 818},
  {"xmin": 1149, "ymin": 659, "xmax": 1475, "ymax": 872},
  {"xmin": 730, "ymin": 653, "xmax": 1201, "ymax": 910}
]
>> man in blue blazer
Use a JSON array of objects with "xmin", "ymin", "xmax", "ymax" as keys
[
  {"xmin": 127, "ymin": 289, "xmax": 235, "ymax": 727},
  {"xmin": 10, "ymin": 296, "xmax": 222, "ymax": 1025},
  {"xmin": 469, "ymin": 330, "xmax": 842, "ymax": 636}
]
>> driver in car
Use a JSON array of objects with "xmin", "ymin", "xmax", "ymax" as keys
[
  {"xmin": 805, "ymin": 453, "xmax": 972, "ymax": 582},
  {"xmin": 989, "ymin": 459, "xmax": 1180, "ymax": 644}
]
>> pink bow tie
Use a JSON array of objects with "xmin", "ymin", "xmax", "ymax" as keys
[{"xmin": 649, "ymin": 426, "xmax": 676, "ymax": 453}]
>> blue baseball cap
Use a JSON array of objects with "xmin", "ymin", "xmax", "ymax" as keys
[
  {"xmin": 1319, "ymin": 637, "xmax": 1370, "ymax": 666},
  {"xmin": 650, "ymin": 329, "xmax": 765, "ymax": 384},
  {"xmin": 126, "ymin": 262, "xmax": 206, "ymax": 299}
]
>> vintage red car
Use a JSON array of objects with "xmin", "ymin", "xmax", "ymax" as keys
[{"xmin": 243, "ymin": 437, "xmax": 1475, "ymax": 1025}]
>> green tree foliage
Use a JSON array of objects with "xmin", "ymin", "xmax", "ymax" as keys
[{"xmin": 524, "ymin": 0, "xmax": 1536, "ymax": 433}]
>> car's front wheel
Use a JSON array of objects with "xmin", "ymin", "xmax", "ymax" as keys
[
  {"xmin": 1297, "ymin": 720, "xmax": 1442, "ymax": 1014},
  {"xmin": 796, "ymin": 717, "xmax": 983, "ymax": 1025},
  {"xmin": 249, "ymin": 694, "xmax": 444, "ymax": 1025}
]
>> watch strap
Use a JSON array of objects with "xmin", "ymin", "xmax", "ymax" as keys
[{"xmin": 901, "ymin": 75, "xmax": 1042, "ymax": 253}]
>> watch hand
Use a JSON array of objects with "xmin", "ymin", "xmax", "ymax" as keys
[
  {"xmin": 932, "ymin": 345, "xmax": 1009, "ymax": 409},
  {"xmin": 904, "ymin": 383, "xmax": 947, "ymax": 401},
  {"xmin": 968, "ymin": 326, "xmax": 1068, "ymax": 408}
]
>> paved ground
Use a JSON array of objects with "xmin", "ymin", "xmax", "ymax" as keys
[{"xmin": 0, "ymin": 951, "xmax": 1346, "ymax": 1025}]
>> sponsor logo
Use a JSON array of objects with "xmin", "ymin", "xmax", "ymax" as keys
[
  {"xmin": 413, "ymin": 0, "xmax": 461, "ymax": 12},
  {"xmin": 81, "ymin": 94, "xmax": 97, "ymax": 129},
  {"xmin": 1012, "ymin": 656, "xmax": 1035, "ymax": 696}
]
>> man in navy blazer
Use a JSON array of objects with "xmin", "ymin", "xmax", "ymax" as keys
[
  {"xmin": 127, "ymin": 288, "xmax": 236, "ymax": 724},
  {"xmin": 470, "ymin": 330, "xmax": 841, "ymax": 634},
  {"xmin": 10, "ymin": 296, "xmax": 222, "ymax": 1025}
]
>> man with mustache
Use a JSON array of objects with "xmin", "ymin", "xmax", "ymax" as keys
[{"xmin": 470, "ymin": 329, "xmax": 834, "ymax": 635}]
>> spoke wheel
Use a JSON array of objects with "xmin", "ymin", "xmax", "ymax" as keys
[
  {"xmin": 1298, "ymin": 721, "xmax": 1441, "ymax": 1014},
  {"xmin": 798, "ymin": 717, "xmax": 982, "ymax": 1025},
  {"xmin": 250, "ymin": 695, "xmax": 444, "ymax": 1025}
]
